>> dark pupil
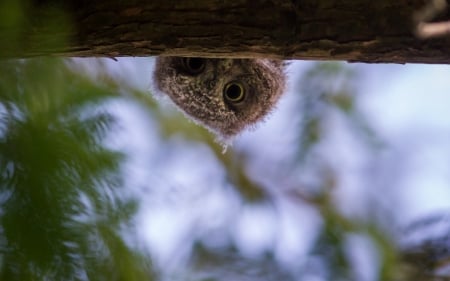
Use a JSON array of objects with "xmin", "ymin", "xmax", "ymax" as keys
[
  {"xmin": 225, "ymin": 84, "xmax": 242, "ymax": 100},
  {"xmin": 187, "ymin": 58, "xmax": 204, "ymax": 71}
]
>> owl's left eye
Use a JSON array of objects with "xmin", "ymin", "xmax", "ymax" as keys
[
  {"xmin": 182, "ymin": 58, "xmax": 205, "ymax": 74},
  {"xmin": 223, "ymin": 82, "xmax": 245, "ymax": 103}
]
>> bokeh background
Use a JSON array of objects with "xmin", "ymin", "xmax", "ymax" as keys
[
  {"xmin": 103, "ymin": 58, "xmax": 450, "ymax": 281},
  {"xmin": 1, "ymin": 1, "xmax": 450, "ymax": 280}
]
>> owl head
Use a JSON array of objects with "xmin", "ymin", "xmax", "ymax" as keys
[{"xmin": 153, "ymin": 57, "xmax": 285, "ymax": 140}]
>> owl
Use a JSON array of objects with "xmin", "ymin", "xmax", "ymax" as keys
[{"xmin": 153, "ymin": 57, "xmax": 286, "ymax": 140}]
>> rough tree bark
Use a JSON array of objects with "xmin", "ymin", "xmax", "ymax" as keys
[{"xmin": 2, "ymin": 0, "xmax": 450, "ymax": 64}]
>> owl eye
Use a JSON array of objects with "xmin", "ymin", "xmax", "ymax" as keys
[
  {"xmin": 182, "ymin": 58, "xmax": 205, "ymax": 74},
  {"xmin": 223, "ymin": 82, "xmax": 245, "ymax": 103}
]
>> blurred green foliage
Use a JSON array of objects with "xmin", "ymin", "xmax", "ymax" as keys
[
  {"xmin": 0, "ymin": 0, "xmax": 71, "ymax": 58},
  {"xmin": 0, "ymin": 58, "xmax": 153, "ymax": 281}
]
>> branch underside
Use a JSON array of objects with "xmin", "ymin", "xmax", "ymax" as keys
[{"xmin": 2, "ymin": 0, "xmax": 450, "ymax": 64}]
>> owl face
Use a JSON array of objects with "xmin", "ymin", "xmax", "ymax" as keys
[{"xmin": 153, "ymin": 57, "xmax": 285, "ymax": 139}]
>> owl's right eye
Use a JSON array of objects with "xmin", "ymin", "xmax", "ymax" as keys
[
  {"xmin": 223, "ymin": 82, "xmax": 245, "ymax": 104},
  {"xmin": 182, "ymin": 58, "xmax": 205, "ymax": 74}
]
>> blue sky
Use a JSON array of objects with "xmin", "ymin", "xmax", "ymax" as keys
[{"xmin": 362, "ymin": 63, "xmax": 450, "ymax": 220}]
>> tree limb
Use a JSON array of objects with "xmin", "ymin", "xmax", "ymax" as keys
[{"xmin": 2, "ymin": 0, "xmax": 450, "ymax": 64}]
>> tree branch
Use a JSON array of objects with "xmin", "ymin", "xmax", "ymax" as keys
[{"xmin": 3, "ymin": 0, "xmax": 450, "ymax": 64}]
